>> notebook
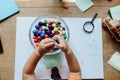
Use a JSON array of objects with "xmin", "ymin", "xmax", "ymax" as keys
[{"xmin": 0, "ymin": 0, "xmax": 19, "ymax": 22}]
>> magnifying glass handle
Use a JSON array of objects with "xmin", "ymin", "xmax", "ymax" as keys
[{"xmin": 91, "ymin": 13, "xmax": 98, "ymax": 23}]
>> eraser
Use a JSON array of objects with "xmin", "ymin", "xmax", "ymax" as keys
[{"xmin": 108, "ymin": 51, "xmax": 120, "ymax": 72}]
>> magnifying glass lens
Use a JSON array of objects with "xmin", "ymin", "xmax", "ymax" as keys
[{"xmin": 84, "ymin": 22, "xmax": 94, "ymax": 32}]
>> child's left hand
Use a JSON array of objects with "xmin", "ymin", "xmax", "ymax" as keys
[{"xmin": 36, "ymin": 38, "xmax": 56, "ymax": 56}]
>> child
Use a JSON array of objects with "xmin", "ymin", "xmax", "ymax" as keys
[{"xmin": 22, "ymin": 35, "xmax": 81, "ymax": 80}]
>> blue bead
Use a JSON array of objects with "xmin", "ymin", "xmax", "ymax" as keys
[
  {"xmin": 38, "ymin": 21, "xmax": 43, "ymax": 26},
  {"xmin": 40, "ymin": 33, "xmax": 45, "ymax": 39},
  {"xmin": 62, "ymin": 27, "xmax": 65, "ymax": 30},
  {"xmin": 42, "ymin": 30, "xmax": 45, "ymax": 34},
  {"xmin": 54, "ymin": 37, "xmax": 59, "ymax": 43},
  {"xmin": 117, "ymin": 25, "xmax": 120, "ymax": 30},
  {"xmin": 33, "ymin": 30, "xmax": 38, "ymax": 34},
  {"xmin": 35, "ymin": 24, "xmax": 40, "ymax": 29},
  {"xmin": 38, "ymin": 31, "xmax": 42, "ymax": 36}
]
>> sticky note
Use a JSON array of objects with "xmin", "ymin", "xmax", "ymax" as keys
[
  {"xmin": 43, "ymin": 53, "xmax": 62, "ymax": 68},
  {"xmin": 0, "ymin": 0, "xmax": 19, "ymax": 22},
  {"xmin": 75, "ymin": 0, "xmax": 94, "ymax": 12},
  {"xmin": 108, "ymin": 51, "xmax": 120, "ymax": 72},
  {"xmin": 109, "ymin": 5, "xmax": 120, "ymax": 20}
]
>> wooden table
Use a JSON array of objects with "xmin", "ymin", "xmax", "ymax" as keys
[{"xmin": 0, "ymin": 0, "xmax": 120, "ymax": 80}]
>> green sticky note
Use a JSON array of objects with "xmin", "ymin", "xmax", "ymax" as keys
[
  {"xmin": 109, "ymin": 5, "xmax": 120, "ymax": 20},
  {"xmin": 75, "ymin": 0, "xmax": 94, "ymax": 12},
  {"xmin": 43, "ymin": 53, "xmax": 62, "ymax": 68}
]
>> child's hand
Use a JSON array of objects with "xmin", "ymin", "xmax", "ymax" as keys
[
  {"xmin": 36, "ymin": 38, "xmax": 56, "ymax": 56},
  {"xmin": 54, "ymin": 35, "xmax": 69, "ymax": 53}
]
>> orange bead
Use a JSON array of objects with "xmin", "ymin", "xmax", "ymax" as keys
[{"xmin": 45, "ymin": 34, "xmax": 49, "ymax": 38}]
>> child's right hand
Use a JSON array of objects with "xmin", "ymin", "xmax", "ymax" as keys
[{"xmin": 54, "ymin": 35, "xmax": 70, "ymax": 53}]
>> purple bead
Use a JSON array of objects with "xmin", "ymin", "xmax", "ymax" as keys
[
  {"xmin": 47, "ymin": 30, "xmax": 51, "ymax": 35},
  {"xmin": 48, "ymin": 25, "xmax": 54, "ymax": 30},
  {"xmin": 50, "ymin": 33, "xmax": 54, "ymax": 38}
]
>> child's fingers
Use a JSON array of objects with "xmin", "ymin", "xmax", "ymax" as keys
[
  {"xmin": 45, "ymin": 42, "xmax": 55, "ymax": 49},
  {"xmin": 41, "ymin": 38, "xmax": 54, "ymax": 44}
]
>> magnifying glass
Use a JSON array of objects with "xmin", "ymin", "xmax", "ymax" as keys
[{"xmin": 83, "ymin": 13, "xmax": 98, "ymax": 33}]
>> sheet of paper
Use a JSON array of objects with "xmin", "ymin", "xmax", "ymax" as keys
[
  {"xmin": 109, "ymin": 5, "xmax": 120, "ymax": 20},
  {"xmin": 15, "ymin": 17, "xmax": 104, "ymax": 80},
  {"xmin": 75, "ymin": 0, "xmax": 94, "ymax": 12},
  {"xmin": 0, "ymin": 0, "xmax": 19, "ymax": 21}
]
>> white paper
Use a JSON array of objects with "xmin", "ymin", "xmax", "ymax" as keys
[{"xmin": 15, "ymin": 17, "xmax": 104, "ymax": 80}]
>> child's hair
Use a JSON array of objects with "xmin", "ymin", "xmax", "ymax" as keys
[{"xmin": 51, "ymin": 67, "xmax": 62, "ymax": 80}]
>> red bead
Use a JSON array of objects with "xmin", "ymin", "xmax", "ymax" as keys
[
  {"xmin": 48, "ymin": 21, "xmax": 53, "ymax": 25},
  {"xmin": 36, "ymin": 42, "xmax": 39, "ymax": 47},
  {"xmin": 114, "ymin": 27, "xmax": 118, "ymax": 31},
  {"xmin": 102, "ymin": 23, "xmax": 107, "ymax": 29},
  {"xmin": 111, "ymin": 35, "xmax": 115, "ymax": 40},
  {"xmin": 54, "ymin": 31, "xmax": 59, "ymax": 35},
  {"xmin": 34, "ymin": 39, "xmax": 38, "ymax": 43},
  {"xmin": 45, "ymin": 34, "xmax": 49, "ymax": 38},
  {"xmin": 33, "ymin": 36, "xmax": 37, "ymax": 39},
  {"xmin": 37, "ymin": 36, "xmax": 41, "ymax": 40}
]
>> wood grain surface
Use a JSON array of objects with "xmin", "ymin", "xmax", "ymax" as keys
[{"xmin": 0, "ymin": 0, "xmax": 120, "ymax": 80}]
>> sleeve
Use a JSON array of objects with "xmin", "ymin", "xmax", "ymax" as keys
[{"xmin": 68, "ymin": 72, "xmax": 81, "ymax": 80}]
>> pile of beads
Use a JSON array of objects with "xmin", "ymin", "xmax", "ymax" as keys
[
  {"xmin": 32, "ymin": 20, "xmax": 67, "ymax": 47},
  {"xmin": 112, "ymin": 25, "xmax": 120, "ymax": 39}
]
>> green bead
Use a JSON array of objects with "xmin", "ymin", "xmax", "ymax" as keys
[
  {"xmin": 44, "ymin": 20, "xmax": 47, "ymax": 24},
  {"xmin": 64, "ymin": 34, "xmax": 67, "ymax": 39}
]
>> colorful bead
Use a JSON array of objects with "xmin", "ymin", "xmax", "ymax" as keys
[
  {"xmin": 34, "ymin": 39, "xmax": 38, "ymax": 43},
  {"xmin": 45, "ymin": 34, "xmax": 49, "ymax": 38},
  {"xmin": 32, "ymin": 19, "xmax": 67, "ymax": 47},
  {"xmin": 54, "ymin": 37, "xmax": 59, "ymax": 43},
  {"xmin": 35, "ymin": 24, "xmax": 40, "ymax": 29},
  {"xmin": 64, "ymin": 34, "xmax": 67, "ymax": 39},
  {"xmin": 54, "ymin": 27, "xmax": 58, "ymax": 32},
  {"xmin": 40, "ymin": 33, "xmax": 45, "ymax": 39},
  {"xmin": 38, "ymin": 21, "xmax": 43, "ymax": 26},
  {"xmin": 37, "ymin": 36, "xmax": 41, "ymax": 40}
]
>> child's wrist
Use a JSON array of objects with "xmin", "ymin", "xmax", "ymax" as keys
[
  {"xmin": 35, "ymin": 48, "xmax": 43, "ymax": 57},
  {"xmin": 64, "ymin": 46, "xmax": 72, "ymax": 54}
]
